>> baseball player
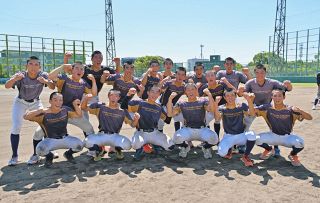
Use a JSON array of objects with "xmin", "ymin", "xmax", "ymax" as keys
[
  {"xmin": 100, "ymin": 61, "xmax": 143, "ymax": 104},
  {"xmin": 29, "ymin": 62, "xmax": 97, "ymax": 161},
  {"xmin": 24, "ymin": 92, "xmax": 84, "ymax": 167},
  {"xmin": 187, "ymin": 62, "xmax": 207, "ymax": 89},
  {"xmin": 216, "ymin": 57, "xmax": 251, "ymax": 89},
  {"xmin": 161, "ymin": 58, "xmax": 176, "ymax": 79},
  {"xmin": 216, "ymin": 90, "xmax": 257, "ymax": 167},
  {"xmin": 167, "ymin": 83, "xmax": 219, "ymax": 159},
  {"xmin": 255, "ymin": 89, "xmax": 312, "ymax": 166},
  {"xmin": 5, "ymin": 56, "xmax": 55, "ymax": 166},
  {"xmin": 240, "ymin": 64, "xmax": 292, "ymax": 157},
  {"xmin": 127, "ymin": 85, "xmax": 174, "ymax": 160},
  {"xmin": 81, "ymin": 90, "xmax": 139, "ymax": 160},
  {"xmin": 198, "ymin": 70, "xmax": 236, "ymax": 136},
  {"xmin": 158, "ymin": 66, "xmax": 187, "ymax": 132},
  {"xmin": 140, "ymin": 60, "xmax": 163, "ymax": 99},
  {"xmin": 312, "ymin": 72, "xmax": 320, "ymax": 110}
]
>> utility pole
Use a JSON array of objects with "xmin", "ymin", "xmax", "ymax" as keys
[{"xmin": 200, "ymin": 44, "xmax": 204, "ymax": 59}]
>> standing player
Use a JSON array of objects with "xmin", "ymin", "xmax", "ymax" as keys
[
  {"xmin": 5, "ymin": 56, "xmax": 55, "ymax": 166},
  {"xmin": 140, "ymin": 60, "xmax": 163, "ymax": 99},
  {"xmin": 128, "ymin": 85, "xmax": 174, "ymax": 160},
  {"xmin": 255, "ymin": 89, "xmax": 312, "ymax": 166},
  {"xmin": 24, "ymin": 92, "xmax": 84, "ymax": 167},
  {"xmin": 312, "ymin": 72, "xmax": 320, "ymax": 110},
  {"xmin": 198, "ymin": 70, "xmax": 236, "ymax": 136},
  {"xmin": 188, "ymin": 62, "xmax": 207, "ymax": 88},
  {"xmin": 100, "ymin": 61, "xmax": 143, "ymax": 104},
  {"xmin": 167, "ymin": 83, "xmax": 219, "ymax": 159},
  {"xmin": 216, "ymin": 57, "xmax": 251, "ymax": 89},
  {"xmin": 158, "ymin": 66, "xmax": 187, "ymax": 132},
  {"xmin": 216, "ymin": 90, "xmax": 257, "ymax": 167},
  {"xmin": 81, "ymin": 90, "xmax": 139, "ymax": 160},
  {"xmin": 241, "ymin": 64, "xmax": 292, "ymax": 156},
  {"xmin": 161, "ymin": 58, "xmax": 176, "ymax": 79}
]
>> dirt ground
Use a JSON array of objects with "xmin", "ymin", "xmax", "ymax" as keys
[{"xmin": 0, "ymin": 85, "xmax": 319, "ymax": 203}]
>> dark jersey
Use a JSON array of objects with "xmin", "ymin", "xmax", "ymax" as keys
[
  {"xmin": 175, "ymin": 98, "xmax": 209, "ymax": 128},
  {"xmin": 216, "ymin": 70, "xmax": 247, "ymax": 88},
  {"xmin": 199, "ymin": 81, "xmax": 231, "ymax": 105},
  {"xmin": 219, "ymin": 103, "xmax": 249, "ymax": 134},
  {"xmin": 88, "ymin": 102, "xmax": 132, "ymax": 133},
  {"xmin": 13, "ymin": 71, "xmax": 49, "ymax": 100},
  {"xmin": 141, "ymin": 75, "xmax": 161, "ymax": 99},
  {"xmin": 83, "ymin": 65, "xmax": 115, "ymax": 93},
  {"xmin": 160, "ymin": 80, "xmax": 185, "ymax": 106},
  {"xmin": 256, "ymin": 104, "xmax": 302, "ymax": 135},
  {"xmin": 56, "ymin": 74, "xmax": 91, "ymax": 109},
  {"xmin": 128, "ymin": 99, "xmax": 166, "ymax": 130},
  {"xmin": 107, "ymin": 74, "xmax": 141, "ymax": 103},
  {"xmin": 31, "ymin": 107, "xmax": 77, "ymax": 139}
]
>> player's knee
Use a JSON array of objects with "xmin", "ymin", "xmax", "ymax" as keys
[
  {"xmin": 36, "ymin": 143, "xmax": 47, "ymax": 156},
  {"xmin": 246, "ymin": 131, "xmax": 256, "ymax": 141},
  {"xmin": 173, "ymin": 131, "xmax": 185, "ymax": 144},
  {"xmin": 293, "ymin": 136, "xmax": 304, "ymax": 148},
  {"xmin": 121, "ymin": 138, "xmax": 132, "ymax": 150}
]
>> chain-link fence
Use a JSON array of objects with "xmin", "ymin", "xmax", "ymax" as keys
[
  {"xmin": 268, "ymin": 27, "xmax": 320, "ymax": 78},
  {"xmin": 0, "ymin": 34, "xmax": 94, "ymax": 77}
]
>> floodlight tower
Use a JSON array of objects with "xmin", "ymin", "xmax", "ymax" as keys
[
  {"xmin": 272, "ymin": 0, "xmax": 286, "ymax": 59},
  {"xmin": 105, "ymin": 0, "xmax": 116, "ymax": 67}
]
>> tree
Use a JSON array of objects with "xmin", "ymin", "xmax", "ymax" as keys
[{"xmin": 133, "ymin": 55, "xmax": 164, "ymax": 77}]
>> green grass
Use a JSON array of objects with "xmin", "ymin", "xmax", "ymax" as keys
[{"xmin": 292, "ymin": 83, "xmax": 317, "ymax": 88}]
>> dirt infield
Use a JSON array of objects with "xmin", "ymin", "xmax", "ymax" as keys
[{"xmin": 0, "ymin": 85, "xmax": 319, "ymax": 203}]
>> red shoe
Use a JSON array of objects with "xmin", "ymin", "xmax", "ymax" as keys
[
  {"xmin": 259, "ymin": 149, "xmax": 274, "ymax": 160},
  {"xmin": 224, "ymin": 149, "xmax": 232, "ymax": 159},
  {"xmin": 241, "ymin": 155, "xmax": 254, "ymax": 167},
  {"xmin": 288, "ymin": 154, "xmax": 301, "ymax": 166}
]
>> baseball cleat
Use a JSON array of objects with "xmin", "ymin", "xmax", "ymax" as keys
[
  {"xmin": 241, "ymin": 155, "xmax": 254, "ymax": 167},
  {"xmin": 288, "ymin": 154, "xmax": 301, "ymax": 166},
  {"xmin": 27, "ymin": 154, "xmax": 40, "ymax": 165},
  {"xmin": 63, "ymin": 151, "xmax": 76, "ymax": 163},
  {"xmin": 8, "ymin": 156, "xmax": 18, "ymax": 166},
  {"xmin": 260, "ymin": 149, "xmax": 274, "ymax": 160}
]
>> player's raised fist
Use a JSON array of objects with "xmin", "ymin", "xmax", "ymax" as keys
[
  {"xmin": 127, "ymin": 88, "xmax": 137, "ymax": 96},
  {"xmin": 203, "ymin": 88, "xmax": 211, "ymax": 96},
  {"xmin": 242, "ymin": 67, "xmax": 250, "ymax": 75},
  {"xmin": 133, "ymin": 112, "xmax": 140, "ymax": 121},
  {"xmin": 64, "ymin": 51, "xmax": 73, "ymax": 59},
  {"xmin": 14, "ymin": 72, "xmax": 24, "ymax": 81},
  {"xmin": 72, "ymin": 99, "xmax": 81, "ymax": 106},
  {"xmin": 37, "ymin": 76, "xmax": 46, "ymax": 84},
  {"xmin": 169, "ymin": 92, "xmax": 178, "ymax": 99},
  {"xmin": 87, "ymin": 74, "xmax": 95, "ymax": 81}
]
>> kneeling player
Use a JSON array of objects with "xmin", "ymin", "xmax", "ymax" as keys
[
  {"xmin": 255, "ymin": 89, "xmax": 312, "ymax": 166},
  {"xmin": 167, "ymin": 83, "xmax": 219, "ymax": 159},
  {"xmin": 81, "ymin": 90, "xmax": 139, "ymax": 160},
  {"xmin": 24, "ymin": 92, "xmax": 84, "ymax": 167},
  {"xmin": 217, "ymin": 90, "xmax": 257, "ymax": 167},
  {"xmin": 128, "ymin": 85, "xmax": 174, "ymax": 160}
]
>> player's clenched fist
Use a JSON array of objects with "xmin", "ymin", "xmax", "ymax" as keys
[
  {"xmin": 72, "ymin": 99, "xmax": 81, "ymax": 106},
  {"xmin": 169, "ymin": 92, "xmax": 178, "ymax": 99},
  {"xmin": 13, "ymin": 72, "xmax": 24, "ymax": 81}
]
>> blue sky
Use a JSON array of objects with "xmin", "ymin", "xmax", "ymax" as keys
[{"xmin": 1, "ymin": 0, "xmax": 320, "ymax": 64}]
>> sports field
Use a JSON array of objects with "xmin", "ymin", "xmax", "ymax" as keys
[{"xmin": 0, "ymin": 85, "xmax": 319, "ymax": 202}]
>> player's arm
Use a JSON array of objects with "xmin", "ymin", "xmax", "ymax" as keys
[
  {"xmin": 282, "ymin": 80, "xmax": 293, "ymax": 91},
  {"xmin": 243, "ymin": 92, "xmax": 255, "ymax": 116},
  {"xmin": 100, "ymin": 70, "xmax": 111, "ymax": 83},
  {"xmin": 167, "ymin": 92, "xmax": 180, "ymax": 117},
  {"xmin": 87, "ymin": 74, "xmax": 97, "ymax": 96},
  {"xmin": 70, "ymin": 99, "xmax": 82, "ymax": 118},
  {"xmin": 5, "ymin": 72, "xmax": 24, "ymax": 89},
  {"xmin": 203, "ymin": 88, "xmax": 214, "ymax": 112},
  {"xmin": 37, "ymin": 76, "xmax": 55, "ymax": 90},
  {"xmin": 63, "ymin": 52, "xmax": 72, "ymax": 64},
  {"xmin": 141, "ymin": 68, "xmax": 151, "ymax": 86},
  {"xmin": 220, "ymin": 77, "xmax": 236, "ymax": 91},
  {"xmin": 48, "ymin": 64, "xmax": 72, "ymax": 81},
  {"xmin": 23, "ymin": 108, "xmax": 45, "ymax": 121},
  {"xmin": 292, "ymin": 107, "xmax": 312, "ymax": 120}
]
